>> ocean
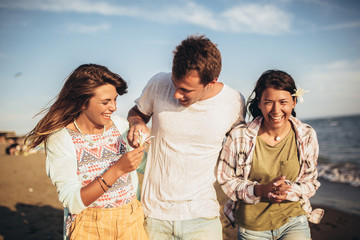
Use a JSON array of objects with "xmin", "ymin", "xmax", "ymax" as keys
[{"xmin": 303, "ymin": 114, "xmax": 360, "ymax": 188}]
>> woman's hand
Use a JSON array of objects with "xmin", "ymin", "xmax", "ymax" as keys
[
  {"xmin": 114, "ymin": 146, "xmax": 146, "ymax": 176},
  {"xmin": 254, "ymin": 176, "xmax": 293, "ymax": 203},
  {"xmin": 80, "ymin": 145, "xmax": 146, "ymax": 207},
  {"xmin": 268, "ymin": 176, "xmax": 293, "ymax": 203}
]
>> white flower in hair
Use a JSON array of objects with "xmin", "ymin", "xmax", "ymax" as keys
[
  {"xmin": 292, "ymin": 86, "xmax": 309, "ymax": 103},
  {"xmin": 137, "ymin": 130, "xmax": 154, "ymax": 146}
]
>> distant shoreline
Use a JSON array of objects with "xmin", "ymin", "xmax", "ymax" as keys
[
  {"xmin": 1, "ymin": 113, "xmax": 360, "ymax": 137},
  {"xmin": 300, "ymin": 113, "xmax": 360, "ymax": 122}
]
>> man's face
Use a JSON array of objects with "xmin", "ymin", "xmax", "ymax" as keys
[{"xmin": 172, "ymin": 72, "xmax": 209, "ymax": 107}]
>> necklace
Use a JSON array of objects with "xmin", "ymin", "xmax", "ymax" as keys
[
  {"xmin": 73, "ymin": 119, "xmax": 105, "ymax": 144},
  {"xmin": 273, "ymin": 125, "xmax": 289, "ymax": 141},
  {"xmin": 262, "ymin": 122, "xmax": 290, "ymax": 142}
]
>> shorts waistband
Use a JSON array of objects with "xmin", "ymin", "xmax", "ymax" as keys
[{"xmin": 81, "ymin": 198, "xmax": 140, "ymax": 220}]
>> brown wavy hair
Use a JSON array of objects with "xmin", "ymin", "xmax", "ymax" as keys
[
  {"xmin": 172, "ymin": 34, "xmax": 222, "ymax": 86},
  {"xmin": 247, "ymin": 70, "xmax": 297, "ymax": 119},
  {"xmin": 26, "ymin": 64, "xmax": 128, "ymax": 149}
]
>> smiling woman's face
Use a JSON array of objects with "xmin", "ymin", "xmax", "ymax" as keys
[
  {"xmin": 258, "ymin": 87, "xmax": 296, "ymax": 131},
  {"xmin": 79, "ymin": 83, "xmax": 118, "ymax": 129}
]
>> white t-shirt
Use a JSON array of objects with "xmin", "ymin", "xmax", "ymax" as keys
[{"xmin": 136, "ymin": 72, "xmax": 245, "ymax": 220}]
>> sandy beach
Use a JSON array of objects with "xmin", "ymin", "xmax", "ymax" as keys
[{"xmin": 0, "ymin": 144, "xmax": 359, "ymax": 240}]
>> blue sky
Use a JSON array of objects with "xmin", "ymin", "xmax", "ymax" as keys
[{"xmin": 0, "ymin": 0, "xmax": 359, "ymax": 135}]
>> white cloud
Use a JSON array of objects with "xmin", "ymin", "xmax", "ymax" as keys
[
  {"xmin": 220, "ymin": 4, "xmax": 292, "ymax": 34},
  {"xmin": 147, "ymin": 2, "xmax": 221, "ymax": 31},
  {"xmin": 321, "ymin": 60, "xmax": 360, "ymax": 71},
  {"xmin": 294, "ymin": 0, "xmax": 335, "ymax": 8},
  {"xmin": 305, "ymin": 60, "xmax": 360, "ymax": 98},
  {"xmin": 297, "ymin": 59, "xmax": 360, "ymax": 118},
  {"xmin": 0, "ymin": 0, "xmax": 293, "ymax": 35},
  {"xmin": 0, "ymin": 0, "xmax": 140, "ymax": 16},
  {"xmin": 324, "ymin": 20, "xmax": 360, "ymax": 30},
  {"xmin": 67, "ymin": 23, "xmax": 110, "ymax": 33}
]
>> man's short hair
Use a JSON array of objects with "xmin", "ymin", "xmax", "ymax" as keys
[{"xmin": 172, "ymin": 35, "xmax": 222, "ymax": 85}]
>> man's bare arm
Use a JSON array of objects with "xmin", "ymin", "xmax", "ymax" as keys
[{"xmin": 127, "ymin": 106, "xmax": 151, "ymax": 148}]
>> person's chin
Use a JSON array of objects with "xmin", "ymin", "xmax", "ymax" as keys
[
  {"xmin": 265, "ymin": 115, "xmax": 285, "ymax": 128},
  {"xmin": 179, "ymin": 100, "xmax": 190, "ymax": 107}
]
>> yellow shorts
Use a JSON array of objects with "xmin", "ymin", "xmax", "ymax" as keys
[{"xmin": 69, "ymin": 199, "xmax": 148, "ymax": 240}]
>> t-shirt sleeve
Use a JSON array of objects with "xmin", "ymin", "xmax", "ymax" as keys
[
  {"xmin": 135, "ymin": 72, "xmax": 168, "ymax": 116},
  {"xmin": 233, "ymin": 91, "xmax": 246, "ymax": 127},
  {"xmin": 224, "ymin": 87, "xmax": 246, "ymax": 134}
]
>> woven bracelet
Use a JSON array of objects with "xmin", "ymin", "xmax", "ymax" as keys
[
  {"xmin": 96, "ymin": 177, "xmax": 106, "ymax": 192},
  {"xmin": 100, "ymin": 176, "xmax": 112, "ymax": 188}
]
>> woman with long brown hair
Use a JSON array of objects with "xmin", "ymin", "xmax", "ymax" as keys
[{"xmin": 26, "ymin": 64, "xmax": 148, "ymax": 239}]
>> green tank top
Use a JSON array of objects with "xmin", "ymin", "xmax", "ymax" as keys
[{"xmin": 236, "ymin": 128, "xmax": 305, "ymax": 231}]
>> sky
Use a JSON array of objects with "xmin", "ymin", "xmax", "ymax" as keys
[{"xmin": 0, "ymin": 0, "xmax": 359, "ymax": 135}]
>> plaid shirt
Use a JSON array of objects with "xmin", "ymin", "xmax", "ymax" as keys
[{"xmin": 217, "ymin": 116, "xmax": 324, "ymax": 226}]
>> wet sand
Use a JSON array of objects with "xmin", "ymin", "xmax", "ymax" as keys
[{"xmin": 0, "ymin": 146, "xmax": 359, "ymax": 239}]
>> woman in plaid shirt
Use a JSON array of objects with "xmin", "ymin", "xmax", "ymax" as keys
[{"xmin": 217, "ymin": 70, "xmax": 324, "ymax": 240}]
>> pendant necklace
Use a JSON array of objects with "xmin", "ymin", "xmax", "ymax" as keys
[
  {"xmin": 73, "ymin": 119, "xmax": 105, "ymax": 145},
  {"xmin": 273, "ymin": 124, "xmax": 289, "ymax": 141},
  {"xmin": 262, "ymin": 123, "xmax": 289, "ymax": 142}
]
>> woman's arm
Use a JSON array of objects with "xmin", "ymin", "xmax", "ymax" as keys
[
  {"xmin": 46, "ymin": 130, "xmax": 86, "ymax": 214},
  {"xmin": 79, "ymin": 146, "xmax": 145, "ymax": 206},
  {"xmin": 46, "ymin": 129, "xmax": 145, "ymax": 212},
  {"xmin": 217, "ymin": 130, "xmax": 261, "ymax": 205},
  {"xmin": 285, "ymin": 127, "xmax": 321, "ymax": 201}
]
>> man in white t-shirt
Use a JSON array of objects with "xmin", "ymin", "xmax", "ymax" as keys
[{"xmin": 127, "ymin": 35, "xmax": 246, "ymax": 240}]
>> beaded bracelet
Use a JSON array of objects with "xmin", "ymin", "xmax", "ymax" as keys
[
  {"xmin": 96, "ymin": 177, "xmax": 106, "ymax": 192},
  {"xmin": 100, "ymin": 176, "xmax": 112, "ymax": 188}
]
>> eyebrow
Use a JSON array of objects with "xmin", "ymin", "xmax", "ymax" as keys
[
  {"xmin": 101, "ymin": 96, "xmax": 118, "ymax": 101},
  {"xmin": 171, "ymin": 79, "xmax": 193, "ymax": 92},
  {"xmin": 264, "ymin": 98, "xmax": 289, "ymax": 101}
]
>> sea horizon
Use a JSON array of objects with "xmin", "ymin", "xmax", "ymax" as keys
[{"xmin": 2, "ymin": 113, "xmax": 360, "ymax": 189}]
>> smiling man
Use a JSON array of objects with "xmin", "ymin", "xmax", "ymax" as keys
[{"xmin": 127, "ymin": 35, "xmax": 246, "ymax": 240}]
